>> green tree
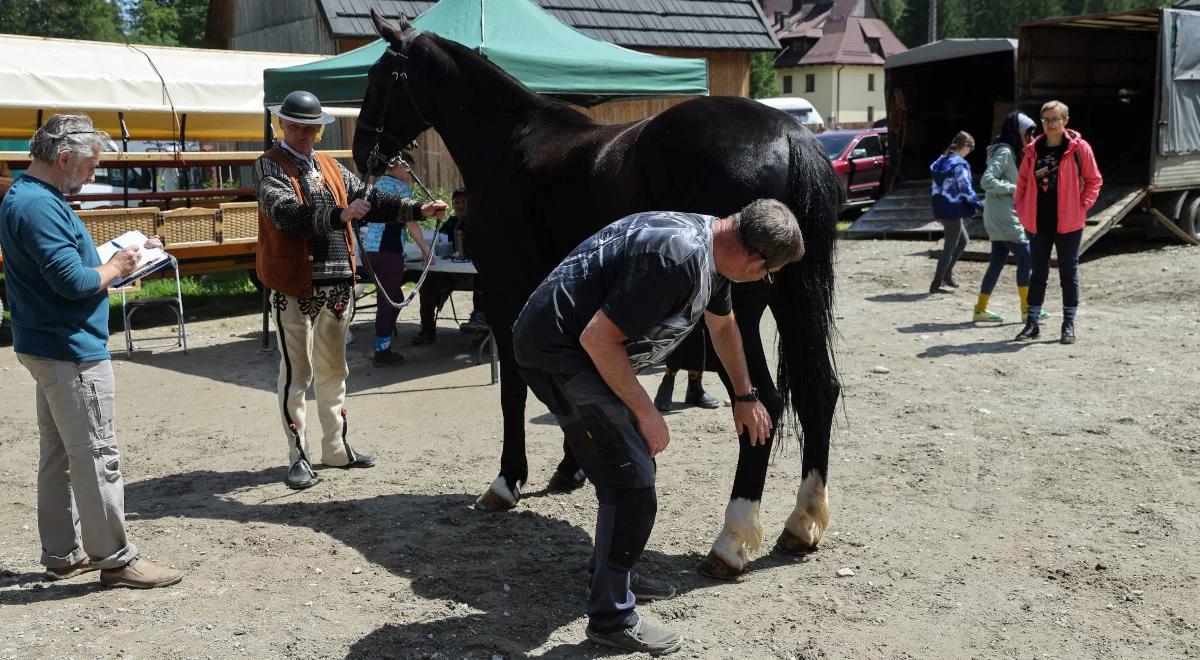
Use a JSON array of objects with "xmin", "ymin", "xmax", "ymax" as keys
[
  {"xmin": 749, "ymin": 51, "xmax": 781, "ymax": 99},
  {"xmin": 0, "ymin": 0, "xmax": 125, "ymax": 42},
  {"xmin": 127, "ymin": 0, "xmax": 209, "ymax": 47}
]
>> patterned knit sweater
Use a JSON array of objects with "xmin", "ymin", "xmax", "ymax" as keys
[{"xmin": 253, "ymin": 148, "xmax": 423, "ymax": 281}]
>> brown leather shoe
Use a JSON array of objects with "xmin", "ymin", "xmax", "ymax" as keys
[
  {"xmin": 100, "ymin": 558, "xmax": 183, "ymax": 589},
  {"xmin": 46, "ymin": 559, "xmax": 99, "ymax": 581}
]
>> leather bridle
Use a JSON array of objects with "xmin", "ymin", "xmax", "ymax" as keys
[
  {"xmin": 356, "ymin": 33, "xmax": 433, "ymax": 178},
  {"xmin": 353, "ymin": 31, "xmax": 443, "ymax": 312}
]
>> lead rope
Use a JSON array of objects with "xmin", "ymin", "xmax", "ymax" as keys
[{"xmin": 355, "ymin": 148, "xmax": 443, "ymax": 311}]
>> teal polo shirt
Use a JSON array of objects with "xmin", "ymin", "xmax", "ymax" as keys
[{"xmin": 0, "ymin": 175, "xmax": 109, "ymax": 362}]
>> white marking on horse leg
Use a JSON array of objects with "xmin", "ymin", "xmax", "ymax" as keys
[
  {"xmin": 710, "ymin": 498, "xmax": 762, "ymax": 572},
  {"xmin": 487, "ymin": 475, "xmax": 518, "ymax": 504},
  {"xmin": 784, "ymin": 470, "xmax": 829, "ymax": 548},
  {"xmin": 474, "ymin": 475, "xmax": 521, "ymax": 511}
]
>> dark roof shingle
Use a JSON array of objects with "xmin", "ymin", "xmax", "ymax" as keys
[{"xmin": 320, "ymin": 0, "xmax": 780, "ymax": 50}]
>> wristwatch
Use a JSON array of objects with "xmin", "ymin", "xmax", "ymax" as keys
[{"xmin": 733, "ymin": 387, "xmax": 759, "ymax": 403}]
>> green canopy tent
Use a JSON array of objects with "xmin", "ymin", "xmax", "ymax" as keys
[{"xmin": 263, "ymin": 0, "xmax": 709, "ymax": 107}]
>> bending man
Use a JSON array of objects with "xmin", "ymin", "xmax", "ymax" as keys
[{"xmin": 513, "ymin": 199, "xmax": 806, "ymax": 655}]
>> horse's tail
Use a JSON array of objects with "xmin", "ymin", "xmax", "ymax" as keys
[{"xmin": 774, "ymin": 130, "xmax": 843, "ymax": 453}]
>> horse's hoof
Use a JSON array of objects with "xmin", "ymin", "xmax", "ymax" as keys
[
  {"xmin": 774, "ymin": 527, "xmax": 819, "ymax": 555},
  {"xmin": 697, "ymin": 550, "xmax": 743, "ymax": 582},
  {"xmin": 545, "ymin": 468, "xmax": 586, "ymax": 493},
  {"xmin": 474, "ymin": 477, "xmax": 519, "ymax": 512},
  {"xmin": 474, "ymin": 489, "xmax": 516, "ymax": 512}
]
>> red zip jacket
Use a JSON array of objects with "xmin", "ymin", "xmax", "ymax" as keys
[{"xmin": 1015, "ymin": 129, "xmax": 1103, "ymax": 234}]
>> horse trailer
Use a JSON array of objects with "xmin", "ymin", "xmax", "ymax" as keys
[{"xmin": 849, "ymin": 6, "xmax": 1200, "ymax": 252}]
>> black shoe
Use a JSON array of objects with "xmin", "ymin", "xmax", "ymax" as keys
[
  {"xmin": 1061, "ymin": 321, "xmax": 1076, "ymax": 345},
  {"xmin": 586, "ymin": 618, "xmax": 682, "ymax": 656},
  {"xmin": 286, "ymin": 459, "xmax": 319, "ymax": 490},
  {"xmin": 372, "ymin": 347, "xmax": 405, "ymax": 367},
  {"xmin": 929, "ymin": 280, "xmax": 952, "ymax": 294},
  {"xmin": 410, "ymin": 328, "xmax": 436, "ymax": 345},
  {"xmin": 1015, "ymin": 319, "xmax": 1041, "ymax": 341},
  {"xmin": 462, "ymin": 312, "xmax": 489, "ymax": 332},
  {"xmin": 331, "ymin": 451, "xmax": 377, "ymax": 469},
  {"xmin": 943, "ymin": 272, "xmax": 959, "ymax": 289},
  {"xmin": 653, "ymin": 373, "xmax": 675, "ymax": 411},
  {"xmin": 631, "ymin": 572, "xmax": 677, "ymax": 601},
  {"xmin": 684, "ymin": 378, "xmax": 721, "ymax": 409}
]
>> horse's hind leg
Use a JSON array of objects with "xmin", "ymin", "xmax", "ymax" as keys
[
  {"xmin": 696, "ymin": 286, "xmax": 779, "ymax": 580},
  {"xmin": 770, "ymin": 279, "xmax": 838, "ymax": 552},
  {"xmin": 546, "ymin": 439, "xmax": 586, "ymax": 493},
  {"xmin": 774, "ymin": 375, "xmax": 836, "ymax": 553}
]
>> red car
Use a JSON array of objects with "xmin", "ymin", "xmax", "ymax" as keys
[{"xmin": 815, "ymin": 128, "xmax": 888, "ymax": 206}]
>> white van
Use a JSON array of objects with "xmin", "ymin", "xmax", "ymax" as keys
[{"xmin": 755, "ymin": 97, "xmax": 826, "ymax": 131}]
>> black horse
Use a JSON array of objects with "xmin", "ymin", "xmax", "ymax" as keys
[{"xmin": 354, "ymin": 12, "xmax": 842, "ymax": 579}]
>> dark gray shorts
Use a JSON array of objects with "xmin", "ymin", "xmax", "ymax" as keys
[{"xmin": 522, "ymin": 367, "xmax": 656, "ymax": 490}]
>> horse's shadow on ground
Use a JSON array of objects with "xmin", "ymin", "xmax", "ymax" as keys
[{"xmin": 111, "ymin": 468, "xmax": 780, "ymax": 657}]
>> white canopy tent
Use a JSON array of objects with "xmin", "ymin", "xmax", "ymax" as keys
[{"xmin": 0, "ymin": 34, "xmax": 358, "ymax": 141}]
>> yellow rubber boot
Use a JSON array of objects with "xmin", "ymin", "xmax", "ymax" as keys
[
  {"xmin": 1018, "ymin": 286, "xmax": 1030, "ymax": 317},
  {"xmin": 974, "ymin": 293, "xmax": 991, "ymax": 314}
]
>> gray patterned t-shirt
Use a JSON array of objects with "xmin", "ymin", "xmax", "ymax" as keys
[{"xmin": 514, "ymin": 211, "xmax": 732, "ymax": 375}]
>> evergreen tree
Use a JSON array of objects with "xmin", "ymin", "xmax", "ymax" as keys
[
  {"xmin": 750, "ymin": 51, "xmax": 781, "ymax": 99},
  {"xmin": 0, "ymin": 0, "xmax": 125, "ymax": 42},
  {"xmin": 127, "ymin": 0, "xmax": 208, "ymax": 48}
]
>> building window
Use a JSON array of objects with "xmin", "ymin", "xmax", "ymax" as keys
[
  {"xmin": 868, "ymin": 106, "xmax": 875, "ymax": 123},
  {"xmin": 868, "ymin": 73, "xmax": 875, "ymax": 92},
  {"xmin": 782, "ymin": 75, "xmax": 793, "ymax": 94},
  {"xmin": 805, "ymin": 74, "xmax": 815, "ymax": 93}
]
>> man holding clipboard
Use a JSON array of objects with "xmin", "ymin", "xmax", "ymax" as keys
[{"xmin": 0, "ymin": 114, "xmax": 183, "ymax": 589}]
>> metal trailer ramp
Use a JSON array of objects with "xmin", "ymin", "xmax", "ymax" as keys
[{"xmin": 844, "ymin": 180, "xmax": 987, "ymax": 239}]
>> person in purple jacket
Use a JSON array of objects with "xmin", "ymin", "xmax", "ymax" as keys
[{"xmin": 929, "ymin": 131, "xmax": 984, "ymax": 294}]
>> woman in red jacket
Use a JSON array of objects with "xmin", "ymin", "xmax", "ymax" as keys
[{"xmin": 1013, "ymin": 100, "xmax": 1103, "ymax": 344}]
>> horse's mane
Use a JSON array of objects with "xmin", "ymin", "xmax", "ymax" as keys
[{"xmin": 425, "ymin": 32, "xmax": 598, "ymax": 129}]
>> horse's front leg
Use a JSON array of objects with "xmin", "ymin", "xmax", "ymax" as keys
[
  {"xmin": 698, "ymin": 430, "xmax": 774, "ymax": 580},
  {"xmin": 475, "ymin": 323, "xmax": 529, "ymax": 512},
  {"xmin": 697, "ymin": 292, "xmax": 778, "ymax": 579}
]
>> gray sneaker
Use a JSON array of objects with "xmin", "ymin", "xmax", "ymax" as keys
[
  {"xmin": 631, "ymin": 572, "xmax": 676, "ymax": 601},
  {"xmin": 586, "ymin": 618, "xmax": 682, "ymax": 656}
]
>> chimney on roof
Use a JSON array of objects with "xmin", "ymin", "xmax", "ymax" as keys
[{"xmin": 775, "ymin": 11, "xmax": 786, "ymax": 28}]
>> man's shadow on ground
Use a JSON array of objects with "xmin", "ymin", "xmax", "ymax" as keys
[{"xmin": 89, "ymin": 468, "xmax": 793, "ymax": 657}]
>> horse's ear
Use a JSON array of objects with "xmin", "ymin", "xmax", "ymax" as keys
[{"xmin": 370, "ymin": 8, "xmax": 411, "ymax": 45}]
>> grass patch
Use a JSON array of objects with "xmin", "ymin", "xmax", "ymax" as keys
[{"xmin": 106, "ymin": 270, "xmax": 262, "ymax": 331}]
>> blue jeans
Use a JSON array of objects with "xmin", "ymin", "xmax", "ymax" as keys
[{"xmin": 979, "ymin": 240, "xmax": 1032, "ymax": 295}]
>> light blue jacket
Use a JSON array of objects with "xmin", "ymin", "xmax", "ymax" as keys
[{"xmin": 980, "ymin": 144, "xmax": 1026, "ymax": 243}]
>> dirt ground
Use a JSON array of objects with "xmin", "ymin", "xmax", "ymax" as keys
[{"xmin": 1, "ymin": 234, "xmax": 1198, "ymax": 659}]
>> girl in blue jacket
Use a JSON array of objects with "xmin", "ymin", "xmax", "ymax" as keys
[{"xmin": 929, "ymin": 131, "xmax": 984, "ymax": 293}]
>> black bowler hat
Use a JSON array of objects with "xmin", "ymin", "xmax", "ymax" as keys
[{"xmin": 268, "ymin": 90, "xmax": 335, "ymax": 125}]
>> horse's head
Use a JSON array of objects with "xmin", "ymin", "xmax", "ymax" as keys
[{"xmin": 352, "ymin": 10, "xmax": 437, "ymax": 175}]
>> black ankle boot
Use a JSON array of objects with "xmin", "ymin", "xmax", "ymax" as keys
[
  {"xmin": 653, "ymin": 372, "xmax": 675, "ymax": 411},
  {"xmin": 684, "ymin": 377, "xmax": 721, "ymax": 409},
  {"xmin": 1061, "ymin": 320, "xmax": 1076, "ymax": 344},
  {"xmin": 1015, "ymin": 319, "xmax": 1041, "ymax": 341}
]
